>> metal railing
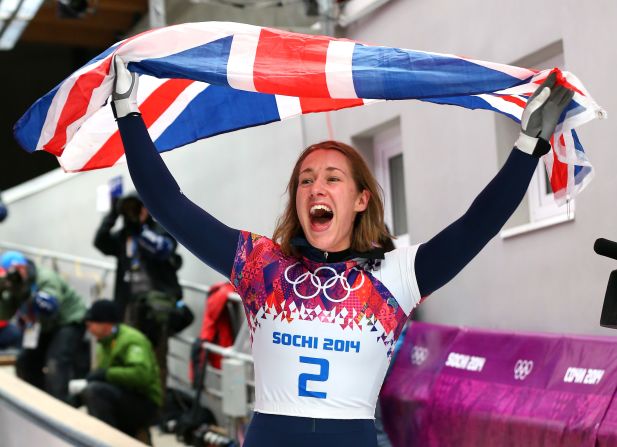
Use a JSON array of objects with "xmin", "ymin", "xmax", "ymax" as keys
[{"xmin": 0, "ymin": 239, "xmax": 246, "ymax": 303}]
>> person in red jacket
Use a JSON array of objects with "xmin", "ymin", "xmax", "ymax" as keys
[
  {"xmin": 199, "ymin": 282, "xmax": 235, "ymax": 369},
  {"xmin": 190, "ymin": 282, "xmax": 237, "ymax": 386}
]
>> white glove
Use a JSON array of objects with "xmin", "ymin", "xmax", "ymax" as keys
[
  {"xmin": 68, "ymin": 378, "xmax": 88, "ymax": 396},
  {"xmin": 111, "ymin": 56, "xmax": 140, "ymax": 119},
  {"xmin": 515, "ymin": 71, "xmax": 575, "ymax": 157}
]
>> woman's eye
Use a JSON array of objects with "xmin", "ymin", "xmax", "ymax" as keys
[
  {"xmin": 328, "ymin": 177, "xmax": 340, "ymax": 182},
  {"xmin": 300, "ymin": 178, "xmax": 312, "ymax": 185}
]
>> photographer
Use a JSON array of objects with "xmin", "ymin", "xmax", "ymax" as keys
[
  {"xmin": 93, "ymin": 193, "xmax": 183, "ymax": 390},
  {"xmin": 0, "ymin": 251, "xmax": 86, "ymax": 402}
]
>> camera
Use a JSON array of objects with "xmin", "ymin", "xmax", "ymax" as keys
[
  {"xmin": 6, "ymin": 269, "xmax": 23, "ymax": 287},
  {"xmin": 594, "ymin": 238, "xmax": 617, "ymax": 328}
]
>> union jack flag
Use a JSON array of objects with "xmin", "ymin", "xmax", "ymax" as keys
[{"xmin": 13, "ymin": 22, "xmax": 605, "ymax": 202}]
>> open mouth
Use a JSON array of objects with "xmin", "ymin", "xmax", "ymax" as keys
[{"xmin": 309, "ymin": 204, "xmax": 334, "ymax": 228}]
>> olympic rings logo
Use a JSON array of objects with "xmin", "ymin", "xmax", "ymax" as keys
[
  {"xmin": 410, "ymin": 346, "xmax": 429, "ymax": 365},
  {"xmin": 513, "ymin": 359, "xmax": 534, "ymax": 381},
  {"xmin": 283, "ymin": 263, "xmax": 365, "ymax": 302}
]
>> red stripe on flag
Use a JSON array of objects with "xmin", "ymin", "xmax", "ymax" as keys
[
  {"xmin": 253, "ymin": 28, "xmax": 333, "ymax": 98},
  {"xmin": 550, "ymin": 136, "xmax": 568, "ymax": 194},
  {"xmin": 299, "ymin": 97, "xmax": 364, "ymax": 114},
  {"xmin": 44, "ymin": 58, "xmax": 113, "ymax": 156},
  {"xmin": 550, "ymin": 156, "xmax": 568, "ymax": 194},
  {"xmin": 81, "ymin": 78, "xmax": 194, "ymax": 171},
  {"xmin": 553, "ymin": 68, "xmax": 585, "ymax": 96},
  {"xmin": 43, "ymin": 29, "xmax": 163, "ymax": 157},
  {"xmin": 498, "ymin": 95, "xmax": 527, "ymax": 108},
  {"xmin": 533, "ymin": 68, "xmax": 584, "ymax": 96}
]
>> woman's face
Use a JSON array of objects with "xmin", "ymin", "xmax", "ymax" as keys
[{"xmin": 295, "ymin": 149, "xmax": 369, "ymax": 253}]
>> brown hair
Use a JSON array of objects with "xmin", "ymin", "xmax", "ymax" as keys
[{"xmin": 273, "ymin": 140, "xmax": 393, "ymax": 256}]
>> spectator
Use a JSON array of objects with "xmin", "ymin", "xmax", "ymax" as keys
[
  {"xmin": 93, "ymin": 192, "xmax": 183, "ymax": 389},
  {"xmin": 80, "ymin": 299, "xmax": 162, "ymax": 442},
  {"xmin": 198, "ymin": 282, "xmax": 236, "ymax": 369},
  {"xmin": 190, "ymin": 282, "xmax": 236, "ymax": 387},
  {"xmin": 0, "ymin": 251, "xmax": 86, "ymax": 402}
]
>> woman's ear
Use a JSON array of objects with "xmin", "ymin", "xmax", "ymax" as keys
[{"xmin": 354, "ymin": 189, "xmax": 370, "ymax": 212}]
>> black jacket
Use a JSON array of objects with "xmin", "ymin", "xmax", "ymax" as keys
[{"xmin": 94, "ymin": 212, "xmax": 182, "ymax": 314}]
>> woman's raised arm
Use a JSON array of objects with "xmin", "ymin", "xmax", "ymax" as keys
[
  {"xmin": 112, "ymin": 57, "xmax": 239, "ymax": 277},
  {"xmin": 415, "ymin": 72, "xmax": 574, "ymax": 297}
]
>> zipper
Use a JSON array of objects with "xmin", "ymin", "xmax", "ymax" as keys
[
  {"xmin": 312, "ymin": 417, "xmax": 316, "ymax": 432},
  {"xmin": 324, "ymin": 251, "xmax": 328, "ymax": 260}
]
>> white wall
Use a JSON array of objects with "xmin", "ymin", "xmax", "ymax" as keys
[{"xmin": 2, "ymin": 0, "xmax": 615, "ymax": 337}]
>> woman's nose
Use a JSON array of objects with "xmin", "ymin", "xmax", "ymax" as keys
[{"xmin": 309, "ymin": 179, "xmax": 326, "ymax": 197}]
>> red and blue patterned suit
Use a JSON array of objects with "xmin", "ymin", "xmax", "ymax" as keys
[{"xmin": 232, "ymin": 231, "xmax": 420, "ymax": 419}]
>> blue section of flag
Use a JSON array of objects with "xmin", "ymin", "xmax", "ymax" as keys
[
  {"xmin": 571, "ymin": 130, "xmax": 590, "ymax": 185},
  {"xmin": 154, "ymin": 85, "xmax": 281, "ymax": 151},
  {"xmin": 572, "ymin": 129, "xmax": 584, "ymax": 154},
  {"xmin": 132, "ymin": 36, "xmax": 234, "ymax": 87},
  {"xmin": 13, "ymin": 87, "xmax": 59, "ymax": 153},
  {"xmin": 351, "ymin": 46, "xmax": 524, "ymax": 100}
]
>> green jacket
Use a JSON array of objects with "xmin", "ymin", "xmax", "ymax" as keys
[
  {"xmin": 96, "ymin": 324, "xmax": 162, "ymax": 407},
  {"xmin": 0, "ymin": 266, "xmax": 85, "ymax": 333}
]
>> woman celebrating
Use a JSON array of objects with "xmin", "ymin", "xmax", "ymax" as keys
[{"xmin": 111, "ymin": 57, "xmax": 572, "ymax": 447}]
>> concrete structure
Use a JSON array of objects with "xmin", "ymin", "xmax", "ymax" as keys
[{"xmin": 0, "ymin": 371, "xmax": 145, "ymax": 447}]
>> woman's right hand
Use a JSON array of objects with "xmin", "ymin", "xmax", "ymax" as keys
[{"xmin": 111, "ymin": 56, "xmax": 140, "ymax": 119}]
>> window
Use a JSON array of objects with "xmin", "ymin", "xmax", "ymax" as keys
[
  {"xmin": 495, "ymin": 41, "xmax": 574, "ymax": 238},
  {"xmin": 373, "ymin": 126, "xmax": 410, "ymax": 247}
]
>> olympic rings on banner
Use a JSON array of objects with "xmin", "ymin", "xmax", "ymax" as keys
[
  {"xmin": 513, "ymin": 359, "xmax": 534, "ymax": 380},
  {"xmin": 283, "ymin": 263, "xmax": 365, "ymax": 303},
  {"xmin": 410, "ymin": 346, "xmax": 429, "ymax": 365}
]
